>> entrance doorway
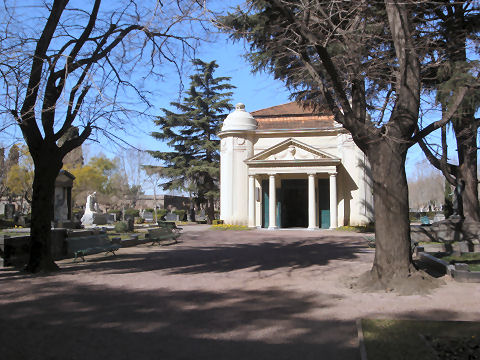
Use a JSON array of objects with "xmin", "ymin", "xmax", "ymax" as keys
[
  {"xmin": 281, "ymin": 179, "xmax": 308, "ymax": 228},
  {"xmin": 318, "ymin": 178, "xmax": 330, "ymax": 228},
  {"xmin": 261, "ymin": 177, "xmax": 330, "ymax": 229}
]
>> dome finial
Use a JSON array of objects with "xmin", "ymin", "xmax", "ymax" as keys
[{"xmin": 221, "ymin": 102, "xmax": 257, "ymax": 131}]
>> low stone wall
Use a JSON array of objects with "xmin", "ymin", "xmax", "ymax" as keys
[
  {"xmin": 0, "ymin": 235, "xmax": 30, "ymax": 267},
  {"xmin": 0, "ymin": 228, "xmax": 107, "ymax": 267},
  {"xmin": 411, "ymin": 219, "xmax": 480, "ymax": 251}
]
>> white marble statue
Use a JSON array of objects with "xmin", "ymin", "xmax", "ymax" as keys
[{"xmin": 81, "ymin": 191, "xmax": 100, "ymax": 226}]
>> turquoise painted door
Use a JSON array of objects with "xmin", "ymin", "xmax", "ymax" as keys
[
  {"xmin": 262, "ymin": 180, "xmax": 269, "ymax": 228},
  {"xmin": 276, "ymin": 188, "xmax": 282, "ymax": 228},
  {"xmin": 261, "ymin": 180, "xmax": 281, "ymax": 228},
  {"xmin": 318, "ymin": 179, "xmax": 330, "ymax": 229}
]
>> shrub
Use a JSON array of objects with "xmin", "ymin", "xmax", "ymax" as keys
[
  {"xmin": 124, "ymin": 208, "xmax": 140, "ymax": 219},
  {"xmin": 135, "ymin": 217, "xmax": 144, "ymax": 224},
  {"xmin": 156, "ymin": 209, "xmax": 168, "ymax": 219},
  {"xmin": 114, "ymin": 221, "xmax": 128, "ymax": 232},
  {"xmin": 212, "ymin": 219, "xmax": 224, "ymax": 225},
  {"xmin": 173, "ymin": 210, "xmax": 186, "ymax": 221},
  {"xmin": 108, "ymin": 209, "xmax": 123, "ymax": 218}
]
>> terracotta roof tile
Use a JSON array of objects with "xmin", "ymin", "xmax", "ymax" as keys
[{"xmin": 252, "ymin": 102, "xmax": 334, "ymax": 130}]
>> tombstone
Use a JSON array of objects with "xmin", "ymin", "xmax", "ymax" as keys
[
  {"xmin": 93, "ymin": 213, "xmax": 107, "ymax": 225},
  {"xmin": 16, "ymin": 215, "xmax": 26, "ymax": 227},
  {"xmin": 165, "ymin": 212, "xmax": 179, "ymax": 222},
  {"xmin": 4, "ymin": 204, "xmax": 15, "ymax": 220},
  {"xmin": 126, "ymin": 218, "xmax": 134, "ymax": 232},
  {"xmin": 54, "ymin": 170, "xmax": 75, "ymax": 223},
  {"xmin": 106, "ymin": 213, "xmax": 116, "ymax": 224},
  {"xmin": 196, "ymin": 209, "xmax": 207, "ymax": 222},
  {"xmin": 143, "ymin": 212, "xmax": 154, "ymax": 222},
  {"xmin": 433, "ymin": 213, "xmax": 445, "ymax": 223}
]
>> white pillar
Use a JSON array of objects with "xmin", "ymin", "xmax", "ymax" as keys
[
  {"xmin": 308, "ymin": 173, "xmax": 317, "ymax": 230},
  {"xmin": 248, "ymin": 175, "xmax": 255, "ymax": 227},
  {"xmin": 268, "ymin": 174, "xmax": 277, "ymax": 229},
  {"xmin": 329, "ymin": 172, "xmax": 338, "ymax": 229}
]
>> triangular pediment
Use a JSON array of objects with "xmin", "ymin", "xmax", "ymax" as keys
[{"xmin": 246, "ymin": 138, "xmax": 339, "ymax": 164}]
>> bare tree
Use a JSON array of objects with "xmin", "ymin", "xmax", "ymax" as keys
[
  {"xmin": 0, "ymin": 0, "xmax": 207, "ymax": 272},
  {"xmin": 408, "ymin": 160, "xmax": 444, "ymax": 211},
  {"xmin": 417, "ymin": 1, "xmax": 480, "ymax": 221},
  {"xmin": 220, "ymin": 0, "xmax": 473, "ymax": 288},
  {"xmin": 116, "ymin": 148, "xmax": 150, "ymax": 206},
  {"xmin": 143, "ymin": 165, "xmax": 164, "ymax": 223}
]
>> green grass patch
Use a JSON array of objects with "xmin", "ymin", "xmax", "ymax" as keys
[
  {"xmin": 361, "ymin": 319, "xmax": 480, "ymax": 360},
  {"xmin": 438, "ymin": 252, "xmax": 480, "ymax": 272},
  {"xmin": 0, "ymin": 230, "xmax": 30, "ymax": 237},
  {"xmin": 335, "ymin": 224, "xmax": 374, "ymax": 233},
  {"xmin": 211, "ymin": 224, "xmax": 251, "ymax": 231}
]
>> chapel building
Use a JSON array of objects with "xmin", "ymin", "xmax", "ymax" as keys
[{"xmin": 219, "ymin": 102, "xmax": 374, "ymax": 229}]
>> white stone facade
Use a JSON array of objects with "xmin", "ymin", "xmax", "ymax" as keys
[{"xmin": 219, "ymin": 102, "xmax": 374, "ymax": 228}]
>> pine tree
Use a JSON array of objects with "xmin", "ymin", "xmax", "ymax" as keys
[{"xmin": 149, "ymin": 59, "xmax": 235, "ymax": 223}]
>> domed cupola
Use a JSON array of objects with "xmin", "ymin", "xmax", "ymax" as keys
[{"xmin": 221, "ymin": 103, "xmax": 257, "ymax": 131}]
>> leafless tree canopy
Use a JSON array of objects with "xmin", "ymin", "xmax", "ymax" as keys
[
  {"xmin": 0, "ymin": 0, "xmax": 207, "ymax": 151},
  {"xmin": 0, "ymin": 0, "xmax": 210, "ymax": 272}
]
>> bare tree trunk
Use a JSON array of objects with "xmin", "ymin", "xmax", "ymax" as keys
[
  {"xmin": 368, "ymin": 141, "xmax": 413, "ymax": 283},
  {"xmin": 454, "ymin": 118, "xmax": 479, "ymax": 221},
  {"xmin": 206, "ymin": 195, "xmax": 215, "ymax": 225},
  {"xmin": 25, "ymin": 149, "xmax": 63, "ymax": 273}
]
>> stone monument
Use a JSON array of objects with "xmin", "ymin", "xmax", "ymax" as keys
[{"xmin": 81, "ymin": 192, "xmax": 106, "ymax": 226}]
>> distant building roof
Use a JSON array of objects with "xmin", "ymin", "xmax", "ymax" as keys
[{"xmin": 251, "ymin": 102, "xmax": 334, "ymax": 130}]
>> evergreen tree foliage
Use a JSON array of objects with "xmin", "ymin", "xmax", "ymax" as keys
[{"xmin": 149, "ymin": 59, "xmax": 235, "ymax": 221}]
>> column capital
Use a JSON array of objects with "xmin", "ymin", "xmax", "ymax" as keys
[
  {"xmin": 328, "ymin": 171, "xmax": 337, "ymax": 177},
  {"xmin": 307, "ymin": 172, "xmax": 317, "ymax": 177}
]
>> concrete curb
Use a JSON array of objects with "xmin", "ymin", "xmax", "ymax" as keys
[
  {"xmin": 356, "ymin": 319, "xmax": 368, "ymax": 360},
  {"xmin": 418, "ymin": 252, "xmax": 454, "ymax": 276},
  {"xmin": 418, "ymin": 252, "xmax": 480, "ymax": 282}
]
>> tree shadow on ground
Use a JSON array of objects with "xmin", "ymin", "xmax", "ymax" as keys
[
  {"xmin": 58, "ymin": 234, "xmax": 370, "ymax": 276},
  {"xmin": 0, "ymin": 280, "xmax": 358, "ymax": 360}
]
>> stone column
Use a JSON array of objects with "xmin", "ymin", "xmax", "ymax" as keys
[
  {"xmin": 329, "ymin": 172, "xmax": 338, "ymax": 229},
  {"xmin": 308, "ymin": 173, "xmax": 317, "ymax": 230},
  {"xmin": 268, "ymin": 174, "xmax": 277, "ymax": 229},
  {"xmin": 248, "ymin": 175, "xmax": 255, "ymax": 227}
]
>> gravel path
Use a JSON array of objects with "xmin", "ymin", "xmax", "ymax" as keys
[{"xmin": 1, "ymin": 226, "xmax": 479, "ymax": 360}]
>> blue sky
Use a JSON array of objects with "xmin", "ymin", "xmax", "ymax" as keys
[
  {"xmin": 88, "ymin": 30, "xmax": 434, "ymax": 187},
  {"xmin": 88, "ymin": 33, "xmax": 294, "ymax": 159},
  {"xmin": 1, "ymin": 0, "xmax": 452, "ymax": 193}
]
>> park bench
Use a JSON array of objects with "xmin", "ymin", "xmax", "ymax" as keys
[
  {"xmin": 157, "ymin": 220, "xmax": 183, "ymax": 234},
  {"xmin": 148, "ymin": 227, "xmax": 181, "ymax": 246},
  {"xmin": 66, "ymin": 233, "xmax": 120, "ymax": 262}
]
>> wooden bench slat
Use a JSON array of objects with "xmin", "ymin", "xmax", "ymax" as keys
[
  {"xmin": 147, "ymin": 227, "xmax": 180, "ymax": 246},
  {"xmin": 66, "ymin": 234, "xmax": 120, "ymax": 262}
]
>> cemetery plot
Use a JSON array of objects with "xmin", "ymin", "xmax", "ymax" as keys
[{"xmin": 360, "ymin": 319, "xmax": 480, "ymax": 360}]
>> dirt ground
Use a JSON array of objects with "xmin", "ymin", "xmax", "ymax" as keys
[{"xmin": 1, "ymin": 226, "xmax": 479, "ymax": 360}]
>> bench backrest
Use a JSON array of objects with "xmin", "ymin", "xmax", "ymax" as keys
[
  {"xmin": 66, "ymin": 234, "xmax": 111, "ymax": 253},
  {"xmin": 148, "ymin": 228, "xmax": 173, "ymax": 237}
]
